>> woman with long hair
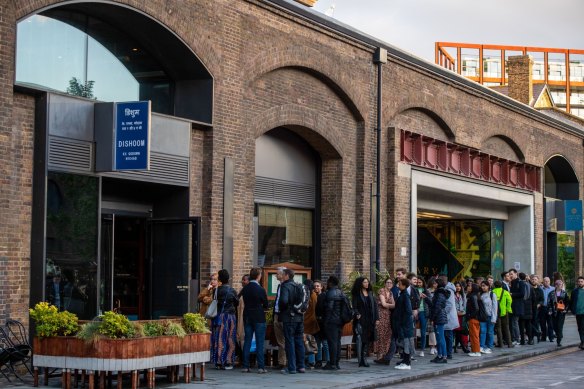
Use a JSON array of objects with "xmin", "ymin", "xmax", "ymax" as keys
[
  {"xmin": 373, "ymin": 277, "xmax": 395, "ymax": 364},
  {"xmin": 198, "ymin": 272, "xmax": 218, "ymax": 315},
  {"xmin": 351, "ymin": 276, "xmax": 379, "ymax": 367},
  {"xmin": 479, "ymin": 281, "xmax": 497, "ymax": 353},
  {"xmin": 465, "ymin": 283, "xmax": 482, "ymax": 357},
  {"xmin": 426, "ymin": 277, "xmax": 438, "ymax": 355},
  {"xmin": 548, "ymin": 279, "xmax": 570, "ymax": 347},
  {"xmin": 453, "ymin": 281, "xmax": 469, "ymax": 353},
  {"xmin": 415, "ymin": 277, "xmax": 432, "ymax": 357},
  {"xmin": 430, "ymin": 278, "xmax": 450, "ymax": 363},
  {"xmin": 210, "ymin": 269, "xmax": 239, "ymax": 369}
]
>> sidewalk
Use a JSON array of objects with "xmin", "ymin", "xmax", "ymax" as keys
[{"xmin": 3, "ymin": 316, "xmax": 581, "ymax": 389}]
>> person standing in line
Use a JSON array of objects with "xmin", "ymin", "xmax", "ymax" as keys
[
  {"xmin": 391, "ymin": 267, "xmax": 408, "ymax": 301},
  {"xmin": 492, "ymin": 281, "xmax": 513, "ymax": 348},
  {"xmin": 303, "ymin": 279, "xmax": 319, "ymax": 369},
  {"xmin": 313, "ymin": 280, "xmax": 329, "ymax": 368},
  {"xmin": 570, "ymin": 276, "xmax": 584, "ymax": 350},
  {"xmin": 414, "ymin": 277, "xmax": 431, "ymax": 357},
  {"xmin": 374, "ymin": 277, "xmax": 395, "ymax": 364},
  {"xmin": 508, "ymin": 268, "xmax": 524, "ymax": 345},
  {"xmin": 547, "ymin": 279, "xmax": 570, "ymax": 347},
  {"xmin": 453, "ymin": 281, "xmax": 469, "ymax": 353},
  {"xmin": 440, "ymin": 274, "xmax": 459, "ymax": 360},
  {"xmin": 518, "ymin": 272, "xmax": 534, "ymax": 345},
  {"xmin": 425, "ymin": 278, "xmax": 438, "ymax": 355},
  {"xmin": 540, "ymin": 276, "xmax": 555, "ymax": 342},
  {"xmin": 351, "ymin": 277, "xmax": 379, "ymax": 367},
  {"xmin": 430, "ymin": 278, "xmax": 450, "ymax": 364},
  {"xmin": 405, "ymin": 273, "xmax": 421, "ymax": 358},
  {"xmin": 479, "ymin": 281, "xmax": 497, "ymax": 353},
  {"xmin": 322, "ymin": 275, "xmax": 345, "ymax": 370},
  {"xmin": 393, "ymin": 278, "xmax": 414, "ymax": 370},
  {"xmin": 240, "ymin": 268, "xmax": 268, "ymax": 373},
  {"xmin": 272, "ymin": 267, "xmax": 287, "ymax": 369},
  {"xmin": 530, "ymin": 274, "xmax": 544, "ymax": 343},
  {"xmin": 198, "ymin": 272, "xmax": 218, "ymax": 316},
  {"xmin": 278, "ymin": 268, "xmax": 306, "ymax": 374},
  {"xmin": 237, "ymin": 274, "xmax": 250, "ymax": 357},
  {"xmin": 210, "ymin": 269, "xmax": 239, "ymax": 370},
  {"xmin": 466, "ymin": 283, "xmax": 482, "ymax": 357}
]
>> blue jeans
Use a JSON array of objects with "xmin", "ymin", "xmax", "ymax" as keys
[
  {"xmin": 435, "ymin": 324, "xmax": 446, "ymax": 358},
  {"xmin": 417, "ymin": 311, "xmax": 428, "ymax": 350},
  {"xmin": 445, "ymin": 329, "xmax": 453, "ymax": 357},
  {"xmin": 243, "ymin": 321, "xmax": 266, "ymax": 369},
  {"xmin": 315, "ymin": 333, "xmax": 329, "ymax": 363},
  {"xmin": 480, "ymin": 318, "xmax": 495, "ymax": 349},
  {"xmin": 283, "ymin": 321, "xmax": 305, "ymax": 372}
]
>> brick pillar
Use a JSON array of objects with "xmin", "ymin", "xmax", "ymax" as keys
[{"xmin": 507, "ymin": 55, "xmax": 533, "ymax": 105}]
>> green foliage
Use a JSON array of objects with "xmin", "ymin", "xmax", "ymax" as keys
[
  {"xmin": 341, "ymin": 269, "xmax": 392, "ymax": 297},
  {"xmin": 76, "ymin": 321, "xmax": 101, "ymax": 342},
  {"xmin": 558, "ymin": 233, "xmax": 576, "ymax": 291},
  {"xmin": 142, "ymin": 322, "xmax": 165, "ymax": 337},
  {"xmin": 66, "ymin": 77, "xmax": 96, "ymax": 99},
  {"xmin": 29, "ymin": 302, "xmax": 79, "ymax": 338},
  {"xmin": 98, "ymin": 311, "xmax": 134, "ymax": 339},
  {"xmin": 164, "ymin": 321, "xmax": 186, "ymax": 338},
  {"xmin": 183, "ymin": 313, "xmax": 210, "ymax": 334}
]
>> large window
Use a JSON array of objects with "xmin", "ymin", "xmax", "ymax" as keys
[
  {"xmin": 46, "ymin": 172, "xmax": 98, "ymax": 319},
  {"xmin": 16, "ymin": 12, "xmax": 171, "ymax": 113},
  {"xmin": 256, "ymin": 204, "xmax": 313, "ymax": 268}
]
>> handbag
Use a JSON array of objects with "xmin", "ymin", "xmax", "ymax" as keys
[
  {"xmin": 556, "ymin": 300, "xmax": 565, "ymax": 311},
  {"xmin": 204, "ymin": 288, "xmax": 218, "ymax": 319},
  {"xmin": 304, "ymin": 334, "xmax": 317, "ymax": 354}
]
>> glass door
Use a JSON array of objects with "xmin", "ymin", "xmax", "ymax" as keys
[{"xmin": 148, "ymin": 219, "xmax": 200, "ymax": 319}]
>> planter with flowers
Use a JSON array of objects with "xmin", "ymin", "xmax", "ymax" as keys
[{"xmin": 30, "ymin": 303, "xmax": 210, "ymax": 389}]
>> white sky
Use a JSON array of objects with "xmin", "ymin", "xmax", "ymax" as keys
[{"xmin": 312, "ymin": 0, "xmax": 584, "ymax": 62}]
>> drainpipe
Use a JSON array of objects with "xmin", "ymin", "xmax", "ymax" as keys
[{"xmin": 374, "ymin": 48, "xmax": 387, "ymax": 280}]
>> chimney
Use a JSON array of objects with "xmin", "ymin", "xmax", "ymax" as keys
[{"xmin": 507, "ymin": 55, "xmax": 533, "ymax": 105}]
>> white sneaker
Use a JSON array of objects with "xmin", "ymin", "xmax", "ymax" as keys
[
  {"xmin": 483, "ymin": 348, "xmax": 492, "ymax": 354},
  {"xmin": 469, "ymin": 352, "xmax": 482, "ymax": 357},
  {"xmin": 395, "ymin": 363, "xmax": 411, "ymax": 370},
  {"xmin": 430, "ymin": 347, "xmax": 437, "ymax": 355},
  {"xmin": 419, "ymin": 351, "xmax": 425, "ymax": 357},
  {"xmin": 480, "ymin": 348, "xmax": 486, "ymax": 353}
]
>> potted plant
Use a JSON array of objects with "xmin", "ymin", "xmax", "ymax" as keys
[{"xmin": 30, "ymin": 303, "xmax": 211, "ymax": 389}]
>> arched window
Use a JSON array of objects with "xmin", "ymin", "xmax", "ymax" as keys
[{"xmin": 16, "ymin": 3, "xmax": 213, "ymax": 122}]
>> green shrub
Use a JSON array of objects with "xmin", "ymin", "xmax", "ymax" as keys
[
  {"xmin": 98, "ymin": 311, "xmax": 134, "ymax": 339},
  {"xmin": 164, "ymin": 321, "xmax": 186, "ymax": 338},
  {"xmin": 142, "ymin": 322, "xmax": 165, "ymax": 337},
  {"xmin": 29, "ymin": 302, "xmax": 79, "ymax": 338},
  {"xmin": 183, "ymin": 313, "xmax": 210, "ymax": 334}
]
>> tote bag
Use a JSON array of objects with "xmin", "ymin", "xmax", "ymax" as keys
[{"xmin": 204, "ymin": 288, "xmax": 218, "ymax": 319}]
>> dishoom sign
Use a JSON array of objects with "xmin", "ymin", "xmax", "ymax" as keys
[{"xmin": 115, "ymin": 101, "xmax": 151, "ymax": 171}]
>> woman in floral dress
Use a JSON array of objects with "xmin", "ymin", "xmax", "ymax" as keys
[{"xmin": 374, "ymin": 277, "xmax": 395, "ymax": 363}]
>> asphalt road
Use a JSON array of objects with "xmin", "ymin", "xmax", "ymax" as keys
[{"xmin": 384, "ymin": 347, "xmax": 584, "ymax": 389}]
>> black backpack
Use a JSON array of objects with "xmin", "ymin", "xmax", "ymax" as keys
[
  {"xmin": 477, "ymin": 297, "xmax": 489, "ymax": 322},
  {"xmin": 292, "ymin": 283, "xmax": 310, "ymax": 315},
  {"xmin": 340, "ymin": 295, "xmax": 353, "ymax": 324}
]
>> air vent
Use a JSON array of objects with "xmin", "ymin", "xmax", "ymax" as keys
[
  {"xmin": 102, "ymin": 152, "xmax": 190, "ymax": 187},
  {"xmin": 48, "ymin": 136, "xmax": 93, "ymax": 172},
  {"xmin": 255, "ymin": 176, "xmax": 315, "ymax": 209}
]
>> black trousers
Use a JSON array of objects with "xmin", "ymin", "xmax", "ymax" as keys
[
  {"xmin": 539, "ymin": 307, "xmax": 555, "ymax": 340},
  {"xmin": 324, "ymin": 323, "xmax": 342, "ymax": 367},
  {"xmin": 519, "ymin": 317, "xmax": 533, "ymax": 342},
  {"xmin": 576, "ymin": 314, "xmax": 584, "ymax": 344},
  {"xmin": 552, "ymin": 313, "xmax": 566, "ymax": 344}
]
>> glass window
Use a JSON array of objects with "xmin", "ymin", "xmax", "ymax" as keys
[
  {"xmin": 16, "ymin": 12, "xmax": 171, "ymax": 113},
  {"xmin": 257, "ymin": 204, "xmax": 313, "ymax": 268},
  {"xmin": 46, "ymin": 172, "xmax": 98, "ymax": 319}
]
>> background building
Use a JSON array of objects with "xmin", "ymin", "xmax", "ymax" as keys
[{"xmin": 435, "ymin": 42, "xmax": 584, "ymax": 118}]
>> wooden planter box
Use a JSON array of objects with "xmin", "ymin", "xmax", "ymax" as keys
[{"xmin": 33, "ymin": 333, "xmax": 210, "ymax": 389}]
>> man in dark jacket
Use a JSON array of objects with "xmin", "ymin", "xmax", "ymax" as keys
[
  {"xmin": 508, "ymin": 268, "xmax": 524, "ymax": 345},
  {"xmin": 278, "ymin": 268, "xmax": 305, "ymax": 374},
  {"xmin": 571, "ymin": 276, "xmax": 584, "ymax": 349},
  {"xmin": 320, "ymin": 275, "xmax": 344, "ymax": 370},
  {"xmin": 518, "ymin": 272, "xmax": 534, "ymax": 344},
  {"xmin": 530, "ymin": 275, "xmax": 544, "ymax": 344},
  {"xmin": 240, "ymin": 267, "xmax": 269, "ymax": 373}
]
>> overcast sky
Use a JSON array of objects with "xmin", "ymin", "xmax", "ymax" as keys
[{"xmin": 311, "ymin": 0, "xmax": 584, "ymax": 62}]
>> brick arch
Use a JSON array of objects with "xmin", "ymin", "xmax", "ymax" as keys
[
  {"xmin": 245, "ymin": 46, "xmax": 366, "ymax": 123},
  {"xmin": 481, "ymin": 134, "xmax": 525, "ymax": 162},
  {"xmin": 13, "ymin": 0, "xmax": 221, "ymax": 78},
  {"xmin": 251, "ymin": 104, "xmax": 345, "ymax": 160},
  {"xmin": 388, "ymin": 105, "xmax": 455, "ymax": 142}
]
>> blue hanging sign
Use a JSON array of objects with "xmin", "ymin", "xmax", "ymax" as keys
[
  {"xmin": 114, "ymin": 101, "xmax": 151, "ymax": 171},
  {"xmin": 564, "ymin": 200, "xmax": 583, "ymax": 231}
]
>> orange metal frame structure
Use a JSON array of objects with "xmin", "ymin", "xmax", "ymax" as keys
[{"xmin": 435, "ymin": 42, "xmax": 584, "ymax": 114}]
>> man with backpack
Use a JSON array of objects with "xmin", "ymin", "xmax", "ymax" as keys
[{"xmin": 278, "ymin": 268, "xmax": 306, "ymax": 374}]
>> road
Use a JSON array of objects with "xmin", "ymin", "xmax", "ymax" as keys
[{"xmin": 384, "ymin": 347, "xmax": 584, "ymax": 389}]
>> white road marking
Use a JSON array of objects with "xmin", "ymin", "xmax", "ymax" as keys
[
  {"xmin": 569, "ymin": 376, "xmax": 583, "ymax": 380},
  {"xmin": 549, "ymin": 382, "xmax": 564, "ymax": 387}
]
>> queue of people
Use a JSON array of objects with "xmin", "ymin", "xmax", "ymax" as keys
[{"xmin": 198, "ymin": 266, "xmax": 584, "ymax": 374}]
